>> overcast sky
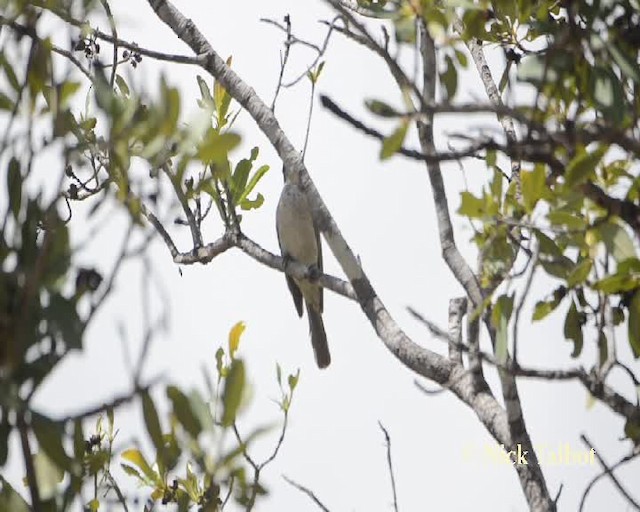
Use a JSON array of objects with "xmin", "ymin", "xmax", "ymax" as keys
[{"xmin": 4, "ymin": 1, "xmax": 639, "ymax": 510}]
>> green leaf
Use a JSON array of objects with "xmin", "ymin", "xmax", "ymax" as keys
[
  {"xmin": 288, "ymin": 369, "xmax": 300, "ymax": 393},
  {"xmin": 48, "ymin": 293, "xmax": 82, "ymax": 350},
  {"xmin": 308, "ymin": 61, "xmax": 326, "ymax": 84},
  {"xmin": 32, "ymin": 414, "xmax": 72, "ymax": 472},
  {"xmin": 115, "ymin": 74, "xmax": 130, "ymax": 97},
  {"xmin": 567, "ymin": 259, "xmax": 592, "ymax": 287},
  {"xmin": 628, "ymin": 291, "xmax": 640, "ymax": 358},
  {"xmin": 0, "ymin": 54, "xmax": 20, "ymax": 92},
  {"xmin": 121, "ymin": 449, "xmax": 160, "ymax": 485},
  {"xmin": 0, "ymin": 91, "xmax": 13, "ymax": 111},
  {"xmin": 240, "ymin": 193, "xmax": 264, "ymax": 211},
  {"xmin": 563, "ymin": 300, "xmax": 583, "ymax": 357},
  {"xmin": 7, "ymin": 157, "xmax": 22, "ymax": 219},
  {"xmin": 593, "ymin": 272, "xmax": 640, "ymax": 293},
  {"xmin": 521, "ymin": 165, "xmax": 545, "ymax": 212},
  {"xmin": 215, "ymin": 346, "xmax": 225, "ymax": 377},
  {"xmin": 214, "ymin": 56, "xmax": 233, "ymax": 122},
  {"xmin": 539, "ymin": 255, "xmax": 574, "ymax": 279},
  {"xmin": 365, "ymin": 99, "xmax": 400, "ymax": 117},
  {"xmin": 498, "ymin": 61, "xmax": 511, "ymax": 93},
  {"xmin": 141, "ymin": 391, "xmax": 164, "ymax": 455},
  {"xmin": 491, "ymin": 294, "xmax": 514, "ymax": 364},
  {"xmin": 394, "ymin": 13, "xmax": 416, "ymax": 43},
  {"xmin": 0, "ymin": 476, "xmax": 31, "ymax": 512},
  {"xmin": 72, "ymin": 420, "xmax": 84, "ymax": 461},
  {"xmin": 609, "ymin": 43, "xmax": 640, "ymax": 84},
  {"xmin": 167, "ymin": 386, "xmax": 202, "ymax": 439},
  {"xmin": 196, "ymin": 75, "xmax": 214, "ymax": 109},
  {"xmin": 518, "ymin": 55, "xmax": 556, "ymax": 84},
  {"xmin": 597, "ymin": 331, "xmax": 608, "ymax": 367},
  {"xmin": 222, "ymin": 359, "xmax": 245, "ymax": 427},
  {"xmin": 564, "ymin": 147, "xmax": 606, "ymax": 187},
  {"xmin": 237, "ymin": 164, "xmax": 269, "ymax": 206},
  {"xmin": 454, "ymin": 48, "xmax": 468, "ymax": 68},
  {"xmin": 198, "ymin": 130, "xmax": 241, "ymax": 164},
  {"xmin": 440, "ymin": 55, "xmax": 458, "ymax": 100},
  {"xmin": 458, "ymin": 191, "xmax": 486, "ymax": 218},
  {"xmin": 546, "ymin": 211, "xmax": 586, "ymax": 230},
  {"xmin": 32, "ymin": 451, "xmax": 65, "ymax": 500},
  {"xmin": 624, "ymin": 418, "xmax": 640, "ymax": 444},
  {"xmin": 188, "ymin": 390, "xmax": 214, "ymax": 432},
  {"xmin": 589, "ymin": 66, "xmax": 624, "ymax": 123},
  {"xmin": 59, "ymin": 81, "xmax": 81, "ymax": 106},
  {"xmin": 380, "ymin": 121, "xmax": 408, "ymax": 160},
  {"xmin": 532, "ymin": 297, "xmax": 561, "ymax": 321},
  {"xmin": 598, "ymin": 222, "xmax": 636, "ymax": 262},
  {"xmin": 232, "ymin": 159, "xmax": 253, "ymax": 202}
]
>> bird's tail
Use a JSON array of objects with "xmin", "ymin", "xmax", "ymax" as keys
[{"xmin": 306, "ymin": 304, "xmax": 330, "ymax": 369}]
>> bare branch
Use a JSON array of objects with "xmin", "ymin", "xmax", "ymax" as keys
[
  {"xmin": 282, "ymin": 475, "xmax": 331, "ymax": 512},
  {"xmin": 264, "ymin": 14, "xmax": 292, "ymax": 112},
  {"xmin": 48, "ymin": 376, "xmax": 162, "ymax": 425},
  {"xmin": 161, "ymin": 163, "xmax": 203, "ymax": 248},
  {"xmin": 378, "ymin": 422, "xmax": 399, "ymax": 512},
  {"xmin": 0, "ymin": 16, "xmax": 93, "ymax": 80},
  {"xmin": 512, "ymin": 247, "xmax": 539, "ymax": 364},
  {"xmin": 448, "ymin": 297, "xmax": 467, "ymax": 364},
  {"xmin": 17, "ymin": 413, "xmax": 41, "ymax": 510},
  {"xmin": 579, "ymin": 435, "xmax": 640, "ymax": 511}
]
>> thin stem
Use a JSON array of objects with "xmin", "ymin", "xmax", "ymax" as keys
[{"xmin": 18, "ymin": 413, "xmax": 41, "ymax": 510}]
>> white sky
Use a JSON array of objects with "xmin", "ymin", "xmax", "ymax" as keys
[{"xmin": 3, "ymin": 1, "xmax": 639, "ymax": 510}]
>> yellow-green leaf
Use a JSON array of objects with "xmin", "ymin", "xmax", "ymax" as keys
[
  {"xmin": 141, "ymin": 392, "xmax": 163, "ymax": 456},
  {"xmin": 598, "ymin": 222, "xmax": 636, "ymax": 262},
  {"xmin": 380, "ymin": 121, "xmax": 408, "ymax": 160},
  {"xmin": 521, "ymin": 165, "xmax": 546, "ymax": 212},
  {"xmin": 121, "ymin": 449, "xmax": 159, "ymax": 485},
  {"xmin": 228, "ymin": 321, "xmax": 245, "ymax": 358},
  {"xmin": 563, "ymin": 300, "xmax": 583, "ymax": 357},
  {"xmin": 564, "ymin": 147, "xmax": 606, "ymax": 187},
  {"xmin": 567, "ymin": 259, "xmax": 592, "ymax": 287},
  {"xmin": 222, "ymin": 359, "xmax": 245, "ymax": 427}
]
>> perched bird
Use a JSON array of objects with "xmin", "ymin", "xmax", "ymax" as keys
[{"xmin": 276, "ymin": 167, "xmax": 330, "ymax": 368}]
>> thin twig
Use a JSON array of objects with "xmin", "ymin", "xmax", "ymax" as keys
[
  {"xmin": 282, "ymin": 475, "xmax": 331, "ymax": 512},
  {"xmin": 266, "ymin": 14, "xmax": 292, "ymax": 112},
  {"xmin": 378, "ymin": 422, "xmax": 399, "ymax": 512},
  {"xmin": 18, "ymin": 413, "xmax": 41, "ymax": 510},
  {"xmin": 98, "ymin": 0, "xmax": 118, "ymax": 86},
  {"xmin": 579, "ymin": 434, "xmax": 640, "ymax": 511},
  {"xmin": 161, "ymin": 163, "xmax": 203, "ymax": 248},
  {"xmin": 302, "ymin": 75, "xmax": 317, "ymax": 160},
  {"xmin": 48, "ymin": 377, "xmax": 163, "ymax": 425},
  {"xmin": 512, "ymin": 246, "xmax": 539, "ymax": 364}
]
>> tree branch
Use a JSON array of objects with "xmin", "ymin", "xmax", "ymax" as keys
[
  {"xmin": 579, "ymin": 434, "xmax": 640, "ymax": 511},
  {"xmin": 282, "ymin": 475, "xmax": 331, "ymax": 512},
  {"xmin": 378, "ymin": 422, "xmax": 399, "ymax": 512}
]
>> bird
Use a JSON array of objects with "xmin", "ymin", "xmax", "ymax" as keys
[{"xmin": 276, "ymin": 166, "xmax": 330, "ymax": 368}]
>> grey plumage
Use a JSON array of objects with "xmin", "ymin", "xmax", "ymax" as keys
[{"xmin": 276, "ymin": 169, "xmax": 330, "ymax": 369}]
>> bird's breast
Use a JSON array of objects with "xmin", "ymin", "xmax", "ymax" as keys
[{"xmin": 276, "ymin": 184, "xmax": 318, "ymax": 266}]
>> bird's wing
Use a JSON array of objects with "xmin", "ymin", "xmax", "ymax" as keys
[
  {"xmin": 286, "ymin": 274, "xmax": 304, "ymax": 317},
  {"xmin": 315, "ymin": 222, "xmax": 323, "ymax": 313},
  {"xmin": 277, "ymin": 221, "xmax": 304, "ymax": 317}
]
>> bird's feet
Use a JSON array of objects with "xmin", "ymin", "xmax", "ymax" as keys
[
  {"xmin": 282, "ymin": 254, "xmax": 293, "ymax": 273},
  {"xmin": 307, "ymin": 264, "xmax": 321, "ymax": 281}
]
